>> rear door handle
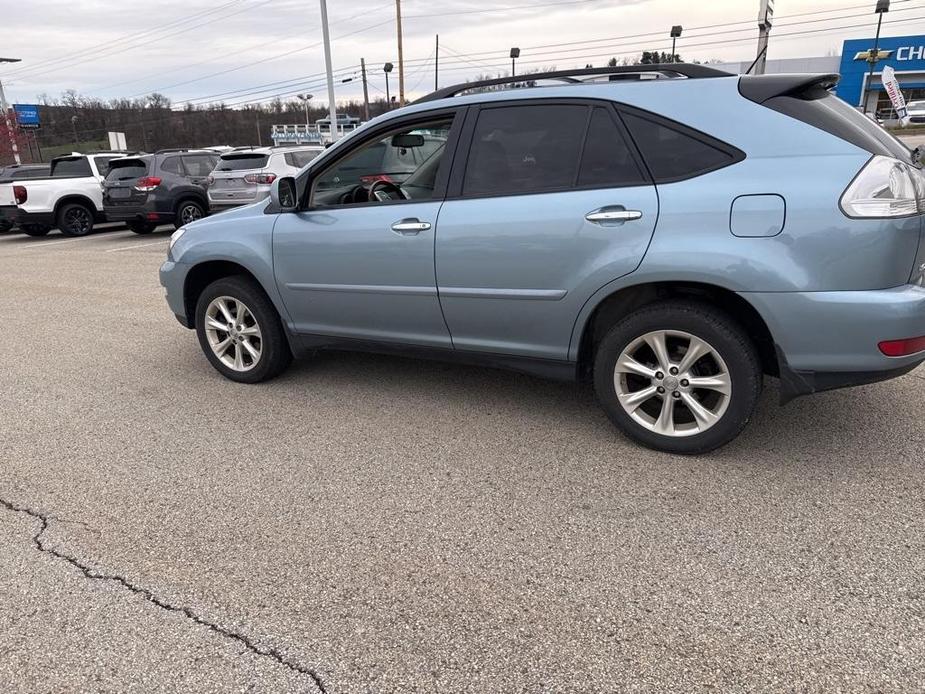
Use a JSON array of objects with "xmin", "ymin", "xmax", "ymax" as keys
[
  {"xmin": 391, "ymin": 218, "xmax": 431, "ymax": 235},
  {"xmin": 585, "ymin": 207, "xmax": 643, "ymax": 224}
]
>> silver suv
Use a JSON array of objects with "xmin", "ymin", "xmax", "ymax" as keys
[{"xmin": 207, "ymin": 145, "xmax": 324, "ymax": 211}]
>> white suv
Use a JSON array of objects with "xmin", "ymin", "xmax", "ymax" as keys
[{"xmin": 207, "ymin": 145, "xmax": 324, "ymax": 211}]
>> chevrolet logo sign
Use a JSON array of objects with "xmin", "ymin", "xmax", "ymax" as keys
[{"xmin": 854, "ymin": 49, "xmax": 894, "ymax": 61}]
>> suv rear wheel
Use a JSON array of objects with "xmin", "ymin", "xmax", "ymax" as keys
[
  {"xmin": 194, "ymin": 276, "xmax": 292, "ymax": 384},
  {"xmin": 177, "ymin": 200, "xmax": 204, "ymax": 228},
  {"xmin": 593, "ymin": 301, "xmax": 762, "ymax": 455},
  {"xmin": 57, "ymin": 202, "xmax": 94, "ymax": 237}
]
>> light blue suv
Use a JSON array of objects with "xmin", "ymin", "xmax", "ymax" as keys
[{"xmin": 160, "ymin": 65, "xmax": 925, "ymax": 454}]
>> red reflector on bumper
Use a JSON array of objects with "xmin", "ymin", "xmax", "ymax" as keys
[
  {"xmin": 146, "ymin": 213, "xmax": 160, "ymax": 221},
  {"xmin": 879, "ymin": 336, "xmax": 925, "ymax": 357}
]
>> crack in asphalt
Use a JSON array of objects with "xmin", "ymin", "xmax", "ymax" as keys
[{"xmin": 0, "ymin": 498, "xmax": 327, "ymax": 693}]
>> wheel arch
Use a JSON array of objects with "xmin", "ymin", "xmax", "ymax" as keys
[
  {"xmin": 54, "ymin": 195, "xmax": 99, "ymax": 221},
  {"xmin": 183, "ymin": 260, "xmax": 268, "ymax": 328},
  {"xmin": 574, "ymin": 281, "xmax": 779, "ymax": 380}
]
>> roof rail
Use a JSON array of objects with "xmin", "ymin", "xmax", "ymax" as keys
[{"xmin": 415, "ymin": 63, "xmax": 732, "ymax": 103}]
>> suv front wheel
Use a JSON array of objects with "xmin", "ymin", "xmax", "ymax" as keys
[
  {"xmin": 593, "ymin": 301, "xmax": 762, "ymax": 455},
  {"xmin": 194, "ymin": 276, "xmax": 292, "ymax": 384},
  {"xmin": 57, "ymin": 202, "xmax": 95, "ymax": 237}
]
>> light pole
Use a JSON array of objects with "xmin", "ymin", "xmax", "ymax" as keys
[
  {"xmin": 319, "ymin": 0, "xmax": 339, "ymax": 140},
  {"xmin": 670, "ymin": 26, "xmax": 682, "ymax": 63},
  {"xmin": 384, "ymin": 62, "xmax": 393, "ymax": 109},
  {"xmin": 71, "ymin": 115, "xmax": 80, "ymax": 148},
  {"xmin": 510, "ymin": 47, "xmax": 520, "ymax": 77},
  {"xmin": 864, "ymin": 0, "xmax": 890, "ymax": 115},
  {"xmin": 0, "ymin": 57, "xmax": 22, "ymax": 165},
  {"xmin": 296, "ymin": 93, "xmax": 313, "ymax": 126}
]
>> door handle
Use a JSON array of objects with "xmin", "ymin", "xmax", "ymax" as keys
[
  {"xmin": 391, "ymin": 218, "xmax": 431, "ymax": 235},
  {"xmin": 585, "ymin": 207, "xmax": 643, "ymax": 224}
]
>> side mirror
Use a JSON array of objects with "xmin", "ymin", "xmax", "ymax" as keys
[
  {"xmin": 271, "ymin": 176, "xmax": 299, "ymax": 211},
  {"xmin": 391, "ymin": 133, "xmax": 425, "ymax": 148}
]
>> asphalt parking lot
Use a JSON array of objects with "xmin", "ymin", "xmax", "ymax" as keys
[{"xmin": 1, "ymin": 225, "xmax": 924, "ymax": 693}]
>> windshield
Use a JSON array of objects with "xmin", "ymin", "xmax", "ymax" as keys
[{"xmin": 216, "ymin": 153, "xmax": 269, "ymax": 171}]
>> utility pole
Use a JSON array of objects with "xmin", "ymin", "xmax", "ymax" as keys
[
  {"xmin": 360, "ymin": 58, "xmax": 370, "ymax": 121},
  {"xmin": 0, "ymin": 57, "xmax": 23, "ymax": 165},
  {"xmin": 754, "ymin": 0, "xmax": 774, "ymax": 76},
  {"xmin": 396, "ymin": 0, "xmax": 405, "ymax": 106},
  {"xmin": 435, "ymin": 34, "xmax": 439, "ymax": 91},
  {"xmin": 863, "ymin": 0, "xmax": 890, "ymax": 115},
  {"xmin": 319, "ymin": 0, "xmax": 339, "ymax": 139}
]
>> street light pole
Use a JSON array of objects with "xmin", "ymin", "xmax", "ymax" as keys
[
  {"xmin": 319, "ymin": 0, "xmax": 339, "ymax": 140},
  {"xmin": 863, "ymin": 0, "xmax": 890, "ymax": 115},
  {"xmin": 510, "ymin": 47, "xmax": 520, "ymax": 77},
  {"xmin": 297, "ymin": 93, "xmax": 313, "ymax": 126},
  {"xmin": 384, "ymin": 62, "xmax": 393, "ymax": 110},
  {"xmin": 670, "ymin": 26, "xmax": 682, "ymax": 63},
  {"xmin": 0, "ymin": 57, "xmax": 23, "ymax": 165}
]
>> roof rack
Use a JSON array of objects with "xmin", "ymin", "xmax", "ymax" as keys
[{"xmin": 415, "ymin": 63, "xmax": 732, "ymax": 103}]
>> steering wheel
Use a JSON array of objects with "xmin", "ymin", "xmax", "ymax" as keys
[{"xmin": 368, "ymin": 179, "xmax": 407, "ymax": 202}]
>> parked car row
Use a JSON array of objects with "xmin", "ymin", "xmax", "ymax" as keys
[{"xmin": 0, "ymin": 144, "xmax": 325, "ymax": 236}]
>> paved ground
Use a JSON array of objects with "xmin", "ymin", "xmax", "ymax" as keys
[{"xmin": 1, "ymin": 225, "xmax": 924, "ymax": 693}]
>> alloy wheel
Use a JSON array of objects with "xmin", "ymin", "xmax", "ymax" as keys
[
  {"xmin": 613, "ymin": 329, "xmax": 732, "ymax": 438},
  {"xmin": 180, "ymin": 204, "xmax": 203, "ymax": 225},
  {"xmin": 204, "ymin": 296, "xmax": 262, "ymax": 372},
  {"xmin": 64, "ymin": 207, "xmax": 92, "ymax": 235}
]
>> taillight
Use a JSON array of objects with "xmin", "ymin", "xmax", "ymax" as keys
[
  {"xmin": 360, "ymin": 174, "xmax": 394, "ymax": 185},
  {"xmin": 134, "ymin": 176, "xmax": 162, "ymax": 192},
  {"xmin": 243, "ymin": 173, "xmax": 277, "ymax": 185},
  {"xmin": 879, "ymin": 335, "xmax": 925, "ymax": 357},
  {"xmin": 840, "ymin": 155, "xmax": 925, "ymax": 218},
  {"xmin": 13, "ymin": 185, "xmax": 27, "ymax": 204}
]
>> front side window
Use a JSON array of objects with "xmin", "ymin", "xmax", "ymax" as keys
[
  {"xmin": 311, "ymin": 118, "xmax": 453, "ymax": 207},
  {"xmin": 463, "ymin": 104, "xmax": 587, "ymax": 196}
]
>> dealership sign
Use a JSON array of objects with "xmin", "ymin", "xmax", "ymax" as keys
[
  {"xmin": 13, "ymin": 104, "xmax": 40, "ymax": 129},
  {"xmin": 838, "ymin": 35, "xmax": 925, "ymax": 107}
]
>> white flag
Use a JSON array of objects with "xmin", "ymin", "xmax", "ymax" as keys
[{"xmin": 882, "ymin": 65, "xmax": 910, "ymax": 127}]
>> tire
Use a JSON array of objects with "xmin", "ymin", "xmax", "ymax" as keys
[
  {"xmin": 57, "ymin": 202, "xmax": 95, "ymax": 237},
  {"xmin": 176, "ymin": 200, "xmax": 205, "ymax": 228},
  {"xmin": 593, "ymin": 301, "xmax": 762, "ymax": 455},
  {"xmin": 194, "ymin": 275, "xmax": 292, "ymax": 384},
  {"xmin": 128, "ymin": 220, "xmax": 156, "ymax": 235},
  {"xmin": 21, "ymin": 224, "xmax": 50, "ymax": 237}
]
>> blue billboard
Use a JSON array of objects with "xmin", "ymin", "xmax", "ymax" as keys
[
  {"xmin": 838, "ymin": 35, "xmax": 925, "ymax": 107},
  {"xmin": 13, "ymin": 103, "xmax": 40, "ymax": 129}
]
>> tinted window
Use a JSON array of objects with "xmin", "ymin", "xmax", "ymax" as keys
[
  {"xmin": 161, "ymin": 157, "xmax": 183, "ymax": 175},
  {"xmin": 181, "ymin": 154, "xmax": 218, "ymax": 176},
  {"xmin": 105, "ymin": 159, "xmax": 149, "ymax": 181},
  {"xmin": 216, "ymin": 153, "xmax": 269, "ymax": 171},
  {"xmin": 285, "ymin": 150, "xmax": 322, "ymax": 168},
  {"xmin": 579, "ymin": 108, "xmax": 647, "ymax": 188},
  {"xmin": 94, "ymin": 157, "xmax": 119, "ymax": 176},
  {"xmin": 621, "ymin": 112, "xmax": 738, "ymax": 182},
  {"xmin": 463, "ymin": 104, "xmax": 587, "ymax": 196},
  {"xmin": 51, "ymin": 157, "xmax": 92, "ymax": 177}
]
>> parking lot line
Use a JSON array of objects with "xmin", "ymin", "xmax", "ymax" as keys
[
  {"xmin": 104, "ymin": 241, "xmax": 168, "ymax": 253},
  {"xmin": 15, "ymin": 237, "xmax": 87, "ymax": 250}
]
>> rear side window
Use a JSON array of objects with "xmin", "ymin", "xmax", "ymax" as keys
[
  {"xmin": 285, "ymin": 150, "xmax": 322, "ymax": 168},
  {"xmin": 51, "ymin": 157, "xmax": 92, "ymax": 177},
  {"xmin": 10, "ymin": 167, "xmax": 50, "ymax": 179},
  {"xmin": 621, "ymin": 112, "xmax": 740, "ymax": 182},
  {"xmin": 105, "ymin": 159, "xmax": 149, "ymax": 181},
  {"xmin": 463, "ymin": 104, "xmax": 587, "ymax": 196},
  {"xmin": 216, "ymin": 153, "xmax": 269, "ymax": 171},
  {"xmin": 579, "ymin": 108, "xmax": 647, "ymax": 188},
  {"xmin": 161, "ymin": 157, "xmax": 184, "ymax": 175},
  {"xmin": 181, "ymin": 154, "xmax": 218, "ymax": 176}
]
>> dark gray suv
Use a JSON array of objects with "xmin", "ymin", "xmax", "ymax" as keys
[{"xmin": 103, "ymin": 149, "xmax": 219, "ymax": 234}]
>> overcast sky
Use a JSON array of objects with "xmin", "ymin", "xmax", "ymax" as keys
[{"xmin": 1, "ymin": 0, "xmax": 923, "ymax": 108}]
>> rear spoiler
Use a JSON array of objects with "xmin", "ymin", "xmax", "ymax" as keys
[{"xmin": 738, "ymin": 73, "xmax": 840, "ymax": 104}]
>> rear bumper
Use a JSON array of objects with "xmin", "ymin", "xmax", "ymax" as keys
[
  {"xmin": 745, "ymin": 285, "xmax": 925, "ymax": 400},
  {"xmin": 103, "ymin": 203, "xmax": 175, "ymax": 224}
]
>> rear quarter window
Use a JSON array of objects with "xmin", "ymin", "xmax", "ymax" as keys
[{"xmin": 620, "ymin": 110, "xmax": 743, "ymax": 183}]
